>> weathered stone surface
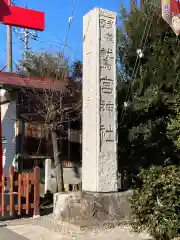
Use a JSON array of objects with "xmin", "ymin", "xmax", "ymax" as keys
[
  {"xmin": 82, "ymin": 8, "xmax": 118, "ymax": 192},
  {"xmin": 53, "ymin": 190, "xmax": 133, "ymax": 222}
]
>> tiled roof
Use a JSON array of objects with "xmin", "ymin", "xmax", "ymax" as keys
[{"xmin": 0, "ymin": 72, "xmax": 68, "ymax": 90}]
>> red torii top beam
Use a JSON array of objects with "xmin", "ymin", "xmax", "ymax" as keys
[
  {"xmin": 0, "ymin": 1, "xmax": 44, "ymax": 180},
  {"xmin": 0, "ymin": 0, "xmax": 45, "ymax": 31}
]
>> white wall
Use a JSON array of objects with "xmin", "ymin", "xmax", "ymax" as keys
[{"xmin": 1, "ymin": 100, "xmax": 17, "ymax": 176}]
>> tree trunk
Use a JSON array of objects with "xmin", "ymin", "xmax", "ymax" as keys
[{"xmin": 51, "ymin": 130, "xmax": 64, "ymax": 192}]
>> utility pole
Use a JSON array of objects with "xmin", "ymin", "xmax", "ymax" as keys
[
  {"xmin": 24, "ymin": 28, "xmax": 29, "ymax": 60},
  {"xmin": 14, "ymin": 27, "xmax": 37, "ymax": 60},
  {"xmin": 13, "ymin": 5, "xmax": 37, "ymax": 61},
  {"xmin": 7, "ymin": 0, "xmax": 13, "ymax": 72}
]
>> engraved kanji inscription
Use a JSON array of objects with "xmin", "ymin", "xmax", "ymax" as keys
[
  {"xmin": 100, "ymin": 124, "xmax": 114, "ymax": 143},
  {"xmin": 99, "ymin": 19, "xmax": 106, "ymax": 28},
  {"xmin": 100, "ymin": 100, "xmax": 114, "ymax": 118},
  {"xmin": 100, "ymin": 48, "xmax": 114, "ymax": 60},
  {"xmin": 99, "ymin": 19, "xmax": 114, "ymax": 29},
  {"xmin": 100, "ymin": 124, "xmax": 105, "ymax": 142},
  {"xmin": 100, "ymin": 100, "xmax": 106, "ymax": 111},
  {"xmin": 106, "ymin": 125, "xmax": 114, "ymax": 142},
  {"xmin": 101, "ymin": 77, "xmax": 113, "ymax": 94},
  {"xmin": 100, "ymin": 60, "xmax": 112, "ymax": 70},
  {"xmin": 106, "ymin": 101, "xmax": 114, "ymax": 117},
  {"xmin": 106, "ymin": 19, "xmax": 114, "ymax": 29},
  {"xmin": 104, "ymin": 33, "xmax": 114, "ymax": 43}
]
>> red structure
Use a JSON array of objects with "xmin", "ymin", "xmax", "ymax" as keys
[
  {"xmin": 0, "ymin": 109, "xmax": 2, "ymax": 181},
  {"xmin": 162, "ymin": 0, "xmax": 180, "ymax": 35},
  {"xmin": 170, "ymin": 0, "xmax": 180, "ymax": 15},
  {"xmin": 0, "ymin": 0, "xmax": 45, "ymax": 178},
  {"xmin": 0, "ymin": 0, "xmax": 44, "ymax": 30},
  {"xmin": 0, "ymin": 72, "xmax": 67, "ymax": 90}
]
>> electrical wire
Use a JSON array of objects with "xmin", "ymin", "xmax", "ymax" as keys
[
  {"xmin": 119, "ymin": 3, "xmax": 156, "ymax": 126},
  {"xmin": 62, "ymin": 0, "xmax": 77, "ymax": 56},
  {"xmin": 2, "ymin": 0, "xmax": 79, "ymax": 159},
  {"xmin": 123, "ymin": 3, "xmax": 180, "ymax": 128},
  {"xmin": 35, "ymin": 0, "xmax": 78, "ymax": 157},
  {"xmin": 0, "ymin": 65, "xmax": 6, "ymax": 72}
]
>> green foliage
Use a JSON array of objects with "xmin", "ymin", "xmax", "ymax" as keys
[
  {"xmin": 17, "ymin": 51, "xmax": 69, "ymax": 79},
  {"xmin": 131, "ymin": 165, "xmax": 180, "ymax": 240},
  {"xmin": 70, "ymin": 60, "xmax": 82, "ymax": 80},
  {"xmin": 168, "ymin": 115, "xmax": 180, "ymax": 149},
  {"xmin": 16, "ymin": 51, "xmax": 82, "ymax": 192},
  {"xmin": 117, "ymin": 0, "xmax": 180, "ymax": 189},
  {"xmin": 167, "ymin": 94, "xmax": 180, "ymax": 149}
]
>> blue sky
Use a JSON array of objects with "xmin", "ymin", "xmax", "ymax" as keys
[{"xmin": 0, "ymin": 0, "xmax": 130, "ymax": 70}]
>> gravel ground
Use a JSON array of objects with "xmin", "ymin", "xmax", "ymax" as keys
[
  {"xmin": 2, "ymin": 214, "xmax": 153, "ymax": 240},
  {"xmin": 4, "ymin": 214, "xmax": 82, "ymax": 237}
]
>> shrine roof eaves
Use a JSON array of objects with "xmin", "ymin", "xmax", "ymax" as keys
[{"xmin": 0, "ymin": 72, "xmax": 68, "ymax": 90}]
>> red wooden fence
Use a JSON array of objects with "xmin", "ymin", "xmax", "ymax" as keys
[{"xmin": 0, "ymin": 166, "xmax": 40, "ymax": 217}]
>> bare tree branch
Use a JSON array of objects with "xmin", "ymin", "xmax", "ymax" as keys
[{"xmin": 16, "ymin": 51, "xmax": 82, "ymax": 192}]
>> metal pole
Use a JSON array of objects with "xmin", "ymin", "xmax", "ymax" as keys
[
  {"xmin": 0, "ymin": 88, "xmax": 4, "ymax": 183},
  {"xmin": 0, "ymin": 103, "xmax": 2, "ymax": 182},
  {"xmin": 68, "ymin": 119, "xmax": 71, "ymax": 162},
  {"xmin": 7, "ymin": 0, "xmax": 13, "ymax": 72},
  {"xmin": 24, "ymin": 28, "xmax": 29, "ymax": 60}
]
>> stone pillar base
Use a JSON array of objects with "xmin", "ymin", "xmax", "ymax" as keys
[{"xmin": 53, "ymin": 190, "xmax": 133, "ymax": 223}]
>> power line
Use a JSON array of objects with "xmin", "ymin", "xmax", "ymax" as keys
[
  {"xmin": 119, "ymin": 4, "xmax": 156, "ymax": 126},
  {"xmin": 13, "ymin": 28, "xmax": 38, "ymax": 60},
  {"xmin": 63, "ymin": 0, "xmax": 77, "ymax": 56},
  {"xmin": 12, "ymin": 0, "xmax": 78, "ymax": 66},
  {"xmin": 32, "ymin": 34, "xmax": 79, "ymax": 63},
  {"xmin": 12, "ymin": 3, "xmax": 38, "ymax": 60},
  {"xmin": 34, "ymin": 0, "xmax": 78, "ymax": 156},
  {"xmin": 7, "ymin": 0, "xmax": 13, "ymax": 72},
  {"xmin": 47, "ymin": 28, "xmax": 77, "ymax": 57}
]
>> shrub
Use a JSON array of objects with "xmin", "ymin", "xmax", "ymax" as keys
[{"xmin": 131, "ymin": 165, "xmax": 180, "ymax": 240}]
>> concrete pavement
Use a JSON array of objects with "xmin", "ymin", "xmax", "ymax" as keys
[
  {"xmin": 0, "ymin": 226, "xmax": 28, "ymax": 240},
  {"xmin": 6, "ymin": 225, "xmax": 72, "ymax": 240},
  {"xmin": 1, "ymin": 215, "xmax": 153, "ymax": 240},
  {"xmin": 5, "ymin": 224, "xmax": 153, "ymax": 240}
]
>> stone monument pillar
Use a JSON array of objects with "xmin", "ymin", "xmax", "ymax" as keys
[
  {"xmin": 82, "ymin": 8, "xmax": 118, "ymax": 192},
  {"xmin": 53, "ymin": 9, "xmax": 132, "ymax": 222}
]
